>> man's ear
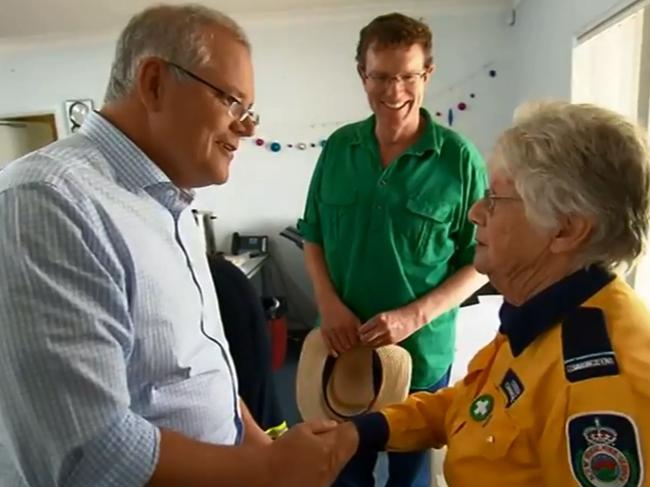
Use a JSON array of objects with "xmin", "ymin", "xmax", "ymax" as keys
[
  {"xmin": 549, "ymin": 213, "xmax": 594, "ymax": 255},
  {"xmin": 357, "ymin": 64, "xmax": 366, "ymax": 81},
  {"xmin": 136, "ymin": 57, "xmax": 168, "ymax": 113},
  {"xmin": 424, "ymin": 64, "xmax": 436, "ymax": 82}
]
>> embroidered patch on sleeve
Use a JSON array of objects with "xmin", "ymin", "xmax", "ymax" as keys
[
  {"xmin": 567, "ymin": 412, "xmax": 643, "ymax": 487},
  {"xmin": 561, "ymin": 307, "xmax": 619, "ymax": 383},
  {"xmin": 564, "ymin": 352, "xmax": 619, "ymax": 383}
]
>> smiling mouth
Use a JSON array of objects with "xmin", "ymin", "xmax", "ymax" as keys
[
  {"xmin": 217, "ymin": 141, "xmax": 237, "ymax": 152},
  {"xmin": 381, "ymin": 101, "xmax": 410, "ymax": 110}
]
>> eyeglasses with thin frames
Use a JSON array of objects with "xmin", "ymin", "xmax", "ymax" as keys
[
  {"xmin": 483, "ymin": 189, "xmax": 522, "ymax": 214},
  {"xmin": 165, "ymin": 61, "xmax": 260, "ymax": 126},
  {"xmin": 363, "ymin": 71, "xmax": 428, "ymax": 87}
]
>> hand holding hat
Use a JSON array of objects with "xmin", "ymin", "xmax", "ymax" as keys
[
  {"xmin": 319, "ymin": 294, "xmax": 361, "ymax": 356},
  {"xmin": 359, "ymin": 305, "xmax": 428, "ymax": 348},
  {"xmin": 296, "ymin": 329, "xmax": 412, "ymax": 422}
]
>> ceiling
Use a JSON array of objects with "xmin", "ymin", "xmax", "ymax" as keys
[{"xmin": 0, "ymin": 0, "xmax": 511, "ymax": 43}]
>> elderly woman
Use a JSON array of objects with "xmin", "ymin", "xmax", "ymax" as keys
[{"xmin": 328, "ymin": 101, "xmax": 650, "ymax": 486}]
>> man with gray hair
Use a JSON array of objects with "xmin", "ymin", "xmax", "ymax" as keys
[{"xmin": 0, "ymin": 4, "xmax": 345, "ymax": 487}]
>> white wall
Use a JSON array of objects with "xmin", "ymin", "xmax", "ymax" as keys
[
  {"xmin": 0, "ymin": 38, "xmax": 114, "ymax": 134},
  {"xmin": 512, "ymin": 0, "xmax": 638, "ymax": 102},
  {"xmin": 0, "ymin": 7, "xmax": 515, "ymax": 326}
]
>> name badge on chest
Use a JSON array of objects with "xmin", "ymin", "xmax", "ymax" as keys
[{"xmin": 500, "ymin": 368, "xmax": 524, "ymax": 407}]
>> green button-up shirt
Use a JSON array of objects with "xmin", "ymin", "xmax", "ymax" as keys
[{"xmin": 298, "ymin": 109, "xmax": 487, "ymax": 388}]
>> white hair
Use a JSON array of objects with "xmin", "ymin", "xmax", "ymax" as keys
[
  {"xmin": 104, "ymin": 4, "xmax": 249, "ymax": 103},
  {"xmin": 492, "ymin": 100, "xmax": 650, "ymax": 270}
]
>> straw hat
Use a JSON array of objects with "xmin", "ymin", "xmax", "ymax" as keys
[{"xmin": 296, "ymin": 329, "xmax": 412, "ymax": 421}]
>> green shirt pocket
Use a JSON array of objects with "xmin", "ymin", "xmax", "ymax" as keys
[
  {"xmin": 319, "ymin": 190, "xmax": 357, "ymax": 248},
  {"xmin": 401, "ymin": 198, "xmax": 455, "ymax": 265}
]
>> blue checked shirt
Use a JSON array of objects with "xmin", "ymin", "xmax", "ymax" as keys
[{"xmin": 0, "ymin": 112, "xmax": 241, "ymax": 487}]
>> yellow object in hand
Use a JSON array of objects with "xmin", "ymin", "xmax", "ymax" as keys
[{"xmin": 265, "ymin": 421, "xmax": 288, "ymax": 440}]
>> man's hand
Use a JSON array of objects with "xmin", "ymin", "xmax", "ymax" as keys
[
  {"xmin": 265, "ymin": 419, "xmax": 343, "ymax": 487},
  {"xmin": 359, "ymin": 305, "xmax": 427, "ymax": 347},
  {"xmin": 317, "ymin": 422, "xmax": 360, "ymax": 469},
  {"xmin": 320, "ymin": 295, "xmax": 361, "ymax": 356},
  {"xmin": 240, "ymin": 399, "xmax": 273, "ymax": 447}
]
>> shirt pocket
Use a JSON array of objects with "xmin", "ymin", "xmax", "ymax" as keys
[
  {"xmin": 448, "ymin": 410, "xmax": 520, "ymax": 462},
  {"xmin": 398, "ymin": 197, "xmax": 454, "ymax": 265},
  {"xmin": 447, "ymin": 405, "xmax": 538, "ymax": 472},
  {"xmin": 319, "ymin": 190, "xmax": 357, "ymax": 247}
]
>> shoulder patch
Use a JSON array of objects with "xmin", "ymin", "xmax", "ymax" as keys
[
  {"xmin": 561, "ymin": 307, "xmax": 619, "ymax": 383},
  {"xmin": 567, "ymin": 412, "xmax": 643, "ymax": 487}
]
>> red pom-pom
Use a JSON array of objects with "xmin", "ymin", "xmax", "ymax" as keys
[
  {"xmin": 458, "ymin": 102, "xmax": 467, "ymax": 111},
  {"xmin": 255, "ymin": 138, "xmax": 265, "ymax": 146}
]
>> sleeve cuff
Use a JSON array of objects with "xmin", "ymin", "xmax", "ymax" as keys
[
  {"xmin": 351, "ymin": 412, "xmax": 389, "ymax": 452},
  {"xmin": 297, "ymin": 218, "xmax": 322, "ymax": 245},
  {"xmin": 63, "ymin": 412, "xmax": 160, "ymax": 487}
]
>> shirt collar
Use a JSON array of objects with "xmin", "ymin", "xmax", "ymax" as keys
[
  {"xmin": 352, "ymin": 108, "xmax": 443, "ymax": 157},
  {"xmin": 79, "ymin": 111, "xmax": 195, "ymax": 208},
  {"xmin": 499, "ymin": 265, "xmax": 615, "ymax": 357}
]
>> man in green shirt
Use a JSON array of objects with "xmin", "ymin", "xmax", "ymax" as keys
[{"xmin": 298, "ymin": 13, "xmax": 487, "ymax": 487}]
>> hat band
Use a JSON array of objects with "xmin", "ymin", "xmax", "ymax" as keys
[{"xmin": 321, "ymin": 351, "xmax": 383, "ymax": 420}]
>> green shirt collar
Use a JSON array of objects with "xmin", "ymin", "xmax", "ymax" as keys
[{"xmin": 352, "ymin": 108, "xmax": 443, "ymax": 157}]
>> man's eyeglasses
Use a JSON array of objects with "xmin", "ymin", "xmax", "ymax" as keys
[
  {"xmin": 363, "ymin": 71, "xmax": 428, "ymax": 87},
  {"xmin": 483, "ymin": 189, "xmax": 522, "ymax": 213},
  {"xmin": 165, "ymin": 61, "xmax": 260, "ymax": 126}
]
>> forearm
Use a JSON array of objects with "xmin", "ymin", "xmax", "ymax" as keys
[
  {"xmin": 147, "ymin": 428, "xmax": 270, "ymax": 487},
  {"xmin": 240, "ymin": 398, "xmax": 272, "ymax": 446},
  {"xmin": 304, "ymin": 242, "xmax": 338, "ymax": 307},
  {"xmin": 411, "ymin": 265, "xmax": 487, "ymax": 325},
  {"xmin": 352, "ymin": 388, "xmax": 457, "ymax": 453}
]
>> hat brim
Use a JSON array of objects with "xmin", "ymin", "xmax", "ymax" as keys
[{"xmin": 296, "ymin": 329, "xmax": 412, "ymax": 421}]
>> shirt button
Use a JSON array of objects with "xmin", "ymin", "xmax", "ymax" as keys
[{"xmin": 486, "ymin": 435, "xmax": 495, "ymax": 444}]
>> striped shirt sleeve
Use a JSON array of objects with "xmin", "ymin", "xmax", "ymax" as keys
[{"xmin": 0, "ymin": 183, "xmax": 159, "ymax": 487}]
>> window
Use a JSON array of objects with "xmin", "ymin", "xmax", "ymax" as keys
[
  {"xmin": 573, "ymin": 8, "xmax": 644, "ymax": 120},
  {"xmin": 572, "ymin": 1, "xmax": 650, "ymax": 301}
]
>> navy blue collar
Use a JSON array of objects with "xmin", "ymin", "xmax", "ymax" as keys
[{"xmin": 499, "ymin": 266, "xmax": 615, "ymax": 357}]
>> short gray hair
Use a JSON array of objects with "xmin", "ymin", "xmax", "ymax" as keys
[
  {"xmin": 104, "ymin": 4, "xmax": 249, "ymax": 103},
  {"xmin": 493, "ymin": 100, "xmax": 650, "ymax": 270}
]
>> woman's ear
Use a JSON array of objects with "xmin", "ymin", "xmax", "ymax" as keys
[{"xmin": 549, "ymin": 213, "xmax": 594, "ymax": 255}]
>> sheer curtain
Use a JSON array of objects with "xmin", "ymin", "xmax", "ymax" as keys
[
  {"xmin": 572, "ymin": 4, "xmax": 650, "ymax": 302},
  {"xmin": 572, "ymin": 8, "xmax": 644, "ymax": 120}
]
